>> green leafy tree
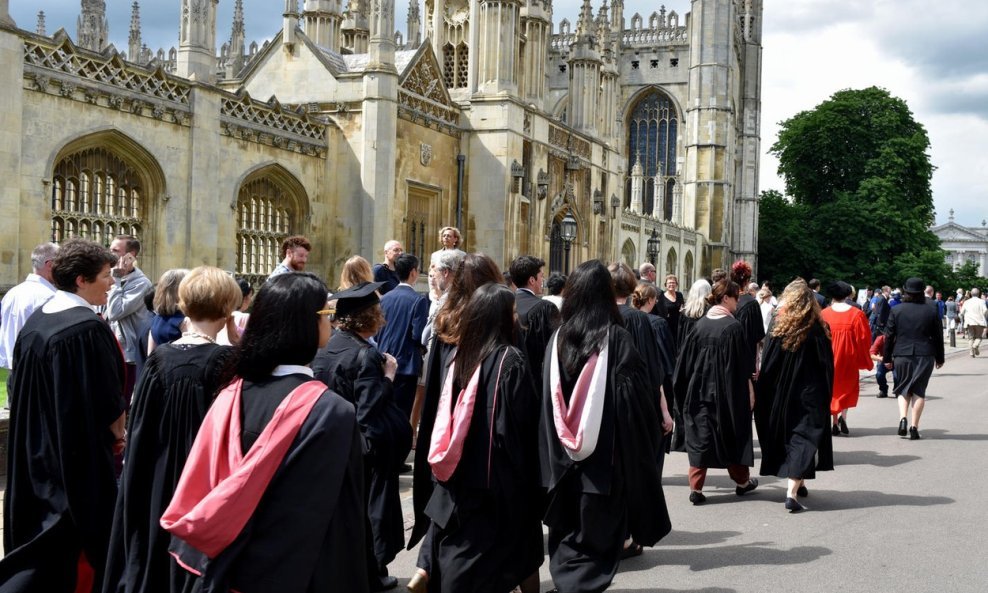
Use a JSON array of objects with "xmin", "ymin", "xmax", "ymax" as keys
[{"xmin": 762, "ymin": 86, "xmax": 941, "ymax": 288}]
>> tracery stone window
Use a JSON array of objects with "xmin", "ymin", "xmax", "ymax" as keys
[
  {"xmin": 51, "ymin": 147, "xmax": 145, "ymax": 245},
  {"xmin": 626, "ymin": 89, "xmax": 679, "ymax": 217},
  {"xmin": 442, "ymin": 42, "xmax": 469, "ymax": 89},
  {"xmin": 236, "ymin": 172, "xmax": 305, "ymax": 285}
]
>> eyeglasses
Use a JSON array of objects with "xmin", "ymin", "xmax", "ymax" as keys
[{"xmin": 317, "ymin": 308, "xmax": 336, "ymax": 319}]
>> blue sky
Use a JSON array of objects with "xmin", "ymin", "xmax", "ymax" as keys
[{"xmin": 11, "ymin": 0, "xmax": 988, "ymax": 228}]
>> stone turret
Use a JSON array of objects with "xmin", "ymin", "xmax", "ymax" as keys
[
  {"xmin": 1, "ymin": 0, "xmax": 14, "ymax": 28},
  {"xmin": 406, "ymin": 0, "xmax": 421, "ymax": 48},
  {"xmin": 567, "ymin": 0, "xmax": 601, "ymax": 133},
  {"xmin": 304, "ymin": 0, "xmax": 343, "ymax": 50},
  {"xmin": 368, "ymin": 0, "xmax": 396, "ymax": 70},
  {"xmin": 78, "ymin": 0, "xmax": 109, "ymax": 51},
  {"xmin": 520, "ymin": 0, "xmax": 551, "ymax": 105},
  {"xmin": 283, "ymin": 0, "xmax": 299, "ymax": 48},
  {"xmin": 227, "ymin": 0, "xmax": 246, "ymax": 74},
  {"xmin": 177, "ymin": 0, "xmax": 218, "ymax": 81},
  {"xmin": 128, "ymin": 2, "xmax": 141, "ymax": 63},
  {"xmin": 342, "ymin": 0, "xmax": 370, "ymax": 53},
  {"xmin": 36, "ymin": 11, "xmax": 46, "ymax": 36},
  {"xmin": 596, "ymin": 0, "xmax": 618, "ymax": 140},
  {"xmin": 733, "ymin": 0, "xmax": 763, "ymax": 263},
  {"xmin": 476, "ymin": 0, "xmax": 522, "ymax": 95}
]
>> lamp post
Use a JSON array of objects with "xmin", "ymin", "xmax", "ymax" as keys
[
  {"xmin": 561, "ymin": 212, "xmax": 577, "ymax": 274},
  {"xmin": 647, "ymin": 228, "xmax": 660, "ymax": 265}
]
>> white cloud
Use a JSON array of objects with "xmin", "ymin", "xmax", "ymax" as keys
[{"xmin": 10, "ymin": 0, "xmax": 988, "ymax": 226}]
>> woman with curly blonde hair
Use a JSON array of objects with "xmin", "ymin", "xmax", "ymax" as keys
[{"xmin": 755, "ymin": 279, "xmax": 834, "ymax": 513}]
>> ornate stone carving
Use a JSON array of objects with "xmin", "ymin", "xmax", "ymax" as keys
[
  {"xmin": 420, "ymin": 143, "xmax": 433, "ymax": 166},
  {"xmin": 219, "ymin": 94, "xmax": 328, "ymax": 157}
]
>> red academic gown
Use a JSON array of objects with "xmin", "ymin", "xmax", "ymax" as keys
[{"xmin": 820, "ymin": 306, "xmax": 873, "ymax": 414}]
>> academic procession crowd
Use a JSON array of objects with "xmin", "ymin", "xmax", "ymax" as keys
[{"xmin": 0, "ymin": 228, "xmax": 954, "ymax": 593}]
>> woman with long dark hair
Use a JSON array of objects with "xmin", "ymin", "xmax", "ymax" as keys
[
  {"xmin": 407, "ymin": 253, "xmax": 504, "ymax": 593},
  {"xmin": 422, "ymin": 283, "xmax": 543, "ymax": 592},
  {"xmin": 539, "ymin": 260, "xmax": 670, "ymax": 593},
  {"xmin": 673, "ymin": 279, "xmax": 758, "ymax": 505},
  {"xmin": 160, "ymin": 273, "xmax": 367, "ymax": 592},
  {"xmin": 755, "ymin": 279, "xmax": 834, "ymax": 513}
]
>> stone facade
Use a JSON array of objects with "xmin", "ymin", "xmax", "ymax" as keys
[{"xmin": 0, "ymin": 0, "xmax": 761, "ymax": 290}]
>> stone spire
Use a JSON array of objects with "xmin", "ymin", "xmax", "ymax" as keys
[
  {"xmin": 177, "ymin": 0, "xmax": 219, "ymax": 81},
  {"xmin": 368, "ymin": 0, "xmax": 396, "ymax": 70},
  {"xmin": 77, "ymin": 0, "xmax": 110, "ymax": 52},
  {"xmin": 128, "ymin": 2, "xmax": 141, "ymax": 63},
  {"xmin": 37, "ymin": 11, "xmax": 46, "ymax": 36},
  {"xmin": 595, "ymin": 1, "xmax": 609, "ymax": 53},
  {"xmin": 283, "ymin": 0, "xmax": 299, "ymax": 48},
  {"xmin": 406, "ymin": 0, "xmax": 421, "ymax": 48},
  {"xmin": 228, "ymin": 0, "xmax": 246, "ymax": 73},
  {"xmin": 575, "ymin": 0, "xmax": 595, "ymax": 37}
]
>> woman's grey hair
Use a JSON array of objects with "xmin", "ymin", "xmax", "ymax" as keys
[{"xmin": 682, "ymin": 279, "xmax": 712, "ymax": 319}]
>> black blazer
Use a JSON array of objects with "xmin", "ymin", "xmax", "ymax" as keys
[{"xmin": 883, "ymin": 301, "xmax": 945, "ymax": 365}]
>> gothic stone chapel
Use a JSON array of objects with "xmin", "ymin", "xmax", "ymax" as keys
[{"xmin": 0, "ymin": 0, "xmax": 761, "ymax": 288}]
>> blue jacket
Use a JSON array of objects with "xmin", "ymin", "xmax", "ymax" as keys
[{"xmin": 377, "ymin": 284, "xmax": 430, "ymax": 376}]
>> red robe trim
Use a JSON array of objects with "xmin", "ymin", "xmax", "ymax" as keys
[{"xmin": 160, "ymin": 378, "xmax": 327, "ymax": 559}]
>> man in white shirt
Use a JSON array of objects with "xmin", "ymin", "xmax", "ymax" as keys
[
  {"xmin": 0, "ymin": 242, "xmax": 59, "ymax": 372},
  {"xmin": 962, "ymin": 288, "xmax": 987, "ymax": 357}
]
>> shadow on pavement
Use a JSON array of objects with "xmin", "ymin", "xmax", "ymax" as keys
[
  {"xmin": 912, "ymin": 429, "xmax": 988, "ymax": 441},
  {"xmin": 624, "ymin": 542, "xmax": 831, "ymax": 572},
  {"xmin": 660, "ymin": 530, "xmax": 742, "ymax": 546},
  {"xmin": 608, "ymin": 587, "xmax": 737, "ymax": 593},
  {"xmin": 834, "ymin": 450, "xmax": 921, "ymax": 467},
  {"xmin": 812, "ymin": 490, "xmax": 954, "ymax": 511}
]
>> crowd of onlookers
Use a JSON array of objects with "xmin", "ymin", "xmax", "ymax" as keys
[{"xmin": 0, "ymin": 229, "xmax": 973, "ymax": 593}]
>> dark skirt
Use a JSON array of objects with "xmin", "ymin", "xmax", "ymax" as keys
[{"xmin": 892, "ymin": 355, "xmax": 935, "ymax": 397}]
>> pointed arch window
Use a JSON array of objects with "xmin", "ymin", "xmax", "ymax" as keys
[
  {"xmin": 236, "ymin": 171, "xmax": 307, "ymax": 285},
  {"xmin": 51, "ymin": 146, "xmax": 146, "ymax": 246},
  {"xmin": 626, "ymin": 89, "xmax": 679, "ymax": 218}
]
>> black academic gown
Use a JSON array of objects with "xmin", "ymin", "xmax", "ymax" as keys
[
  {"xmin": 520, "ymin": 299, "xmax": 561, "ymax": 383},
  {"xmin": 409, "ymin": 339, "xmax": 457, "ymax": 552},
  {"xmin": 311, "ymin": 331, "xmax": 413, "ymax": 576},
  {"xmin": 424, "ymin": 345, "xmax": 544, "ymax": 593},
  {"xmin": 539, "ymin": 327, "xmax": 671, "ymax": 593},
  {"xmin": 735, "ymin": 294, "xmax": 766, "ymax": 370},
  {"xmin": 103, "ymin": 343, "xmax": 232, "ymax": 593},
  {"xmin": 673, "ymin": 314, "xmax": 754, "ymax": 469},
  {"xmin": 167, "ymin": 374, "xmax": 367, "ymax": 593},
  {"xmin": 619, "ymin": 303, "xmax": 668, "ymax": 465},
  {"xmin": 1, "ymin": 306, "xmax": 125, "ymax": 593},
  {"xmin": 755, "ymin": 323, "xmax": 835, "ymax": 480}
]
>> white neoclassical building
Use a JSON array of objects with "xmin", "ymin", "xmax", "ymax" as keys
[{"xmin": 932, "ymin": 210, "xmax": 988, "ymax": 274}]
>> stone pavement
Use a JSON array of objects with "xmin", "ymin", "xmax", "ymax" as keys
[{"xmin": 2, "ymin": 336, "xmax": 985, "ymax": 593}]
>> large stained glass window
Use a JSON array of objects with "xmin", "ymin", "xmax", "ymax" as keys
[{"xmin": 626, "ymin": 89, "xmax": 679, "ymax": 217}]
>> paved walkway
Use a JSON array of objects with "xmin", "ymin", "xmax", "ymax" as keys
[{"xmin": 2, "ymin": 336, "xmax": 985, "ymax": 593}]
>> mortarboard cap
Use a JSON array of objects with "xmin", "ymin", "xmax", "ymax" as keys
[{"xmin": 331, "ymin": 281, "xmax": 384, "ymax": 317}]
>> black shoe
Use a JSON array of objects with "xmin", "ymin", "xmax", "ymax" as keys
[
  {"xmin": 909, "ymin": 426, "xmax": 921, "ymax": 440},
  {"xmin": 838, "ymin": 416, "xmax": 849, "ymax": 435},
  {"xmin": 400, "ymin": 463, "xmax": 413, "ymax": 474},
  {"xmin": 877, "ymin": 392, "xmax": 888, "ymax": 398},
  {"xmin": 785, "ymin": 497, "xmax": 806, "ymax": 513},
  {"xmin": 832, "ymin": 424, "xmax": 840, "ymax": 436},
  {"xmin": 898, "ymin": 417, "xmax": 908, "ymax": 436},
  {"xmin": 797, "ymin": 485, "xmax": 808, "ymax": 498},
  {"xmin": 689, "ymin": 491, "xmax": 707, "ymax": 505},
  {"xmin": 735, "ymin": 478, "xmax": 758, "ymax": 496}
]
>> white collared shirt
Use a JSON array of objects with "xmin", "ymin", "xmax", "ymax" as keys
[
  {"xmin": 0, "ymin": 274, "xmax": 58, "ymax": 369},
  {"xmin": 271, "ymin": 364, "xmax": 315, "ymax": 378}
]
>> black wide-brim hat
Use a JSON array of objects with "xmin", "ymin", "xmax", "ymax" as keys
[
  {"xmin": 331, "ymin": 281, "xmax": 384, "ymax": 317},
  {"xmin": 826, "ymin": 281, "xmax": 853, "ymax": 300},
  {"xmin": 902, "ymin": 277, "xmax": 925, "ymax": 295}
]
